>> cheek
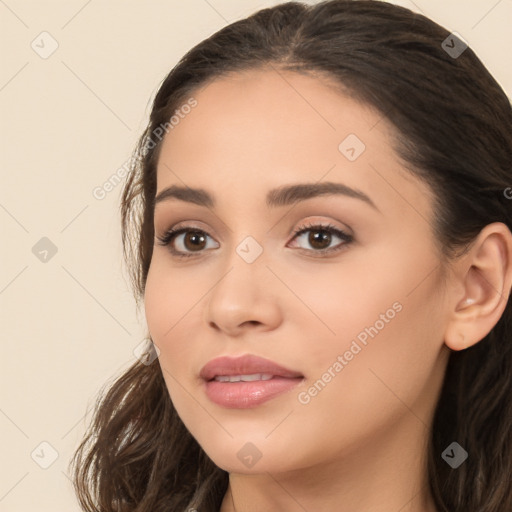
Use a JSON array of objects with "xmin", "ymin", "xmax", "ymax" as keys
[
  {"xmin": 144, "ymin": 262, "xmax": 193, "ymax": 363},
  {"xmin": 144, "ymin": 268, "xmax": 210, "ymax": 436},
  {"xmin": 302, "ymin": 270, "xmax": 446, "ymax": 427},
  {"xmin": 144, "ymin": 257, "xmax": 201, "ymax": 337},
  {"xmin": 144, "ymin": 259, "xmax": 213, "ymax": 388},
  {"xmin": 292, "ymin": 247, "xmax": 446, "ymax": 411},
  {"xmin": 271, "ymin": 256, "xmax": 404, "ymax": 371},
  {"xmin": 144, "ymin": 265, "xmax": 172, "ymax": 341},
  {"xmin": 282, "ymin": 293, "xmax": 445, "ymax": 470}
]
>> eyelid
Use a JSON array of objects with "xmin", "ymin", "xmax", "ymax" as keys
[{"xmin": 155, "ymin": 219, "xmax": 215, "ymax": 241}]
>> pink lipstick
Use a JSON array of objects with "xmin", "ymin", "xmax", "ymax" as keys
[{"xmin": 200, "ymin": 354, "xmax": 304, "ymax": 408}]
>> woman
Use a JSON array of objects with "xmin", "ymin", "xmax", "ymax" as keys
[{"xmin": 70, "ymin": 1, "xmax": 512, "ymax": 511}]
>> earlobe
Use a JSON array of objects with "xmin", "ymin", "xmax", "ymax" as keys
[{"xmin": 444, "ymin": 222, "xmax": 512, "ymax": 352}]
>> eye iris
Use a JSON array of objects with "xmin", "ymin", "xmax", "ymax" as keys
[
  {"xmin": 184, "ymin": 231, "xmax": 206, "ymax": 251},
  {"xmin": 309, "ymin": 230, "xmax": 331, "ymax": 249}
]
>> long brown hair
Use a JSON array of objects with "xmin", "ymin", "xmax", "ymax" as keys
[{"xmin": 70, "ymin": 1, "xmax": 512, "ymax": 510}]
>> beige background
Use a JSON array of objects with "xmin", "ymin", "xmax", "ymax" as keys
[{"xmin": 0, "ymin": 0, "xmax": 510, "ymax": 510}]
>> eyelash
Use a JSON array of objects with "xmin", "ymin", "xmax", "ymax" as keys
[{"xmin": 155, "ymin": 222, "xmax": 353, "ymax": 260}]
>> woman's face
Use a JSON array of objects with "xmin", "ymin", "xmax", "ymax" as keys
[{"xmin": 144, "ymin": 68, "xmax": 452, "ymax": 473}]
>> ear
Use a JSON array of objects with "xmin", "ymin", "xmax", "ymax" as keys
[{"xmin": 444, "ymin": 222, "xmax": 512, "ymax": 351}]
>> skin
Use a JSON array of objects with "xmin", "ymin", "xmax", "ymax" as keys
[{"xmin": 144, "ymin": 67, "xmax": 512, "ymax": 512}]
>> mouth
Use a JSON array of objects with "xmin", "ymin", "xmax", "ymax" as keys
[{"xmin": 200, "ymin": 354, "xmax": 304, "ymax": 408}]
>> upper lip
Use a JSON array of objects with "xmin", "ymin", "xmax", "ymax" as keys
[{"xmin": 200, "ymin": 354, "xmax": 303, "ymax": 381}]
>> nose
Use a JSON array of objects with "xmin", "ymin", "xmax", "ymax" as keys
[{"xmin": 205, "ymin": 252, "xmax": 283, "ymax": 337}]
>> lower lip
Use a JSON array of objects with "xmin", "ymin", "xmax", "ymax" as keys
[{"xmin": 204, "ymin": 377, "xmax": 304, "ymax": 408}]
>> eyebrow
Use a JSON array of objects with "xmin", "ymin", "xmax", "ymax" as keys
[{"xmin": 153, "ymin": 181, "xmax": 379, "ymax": 211}]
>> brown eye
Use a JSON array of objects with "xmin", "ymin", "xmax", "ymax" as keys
[
  {"xmin": 289, "ymin": 223, "xmax": 353, "ymax": 256},
  {"xmin": 307, "ymin": 230, "xmax": 332, "ymax": 250},
  {"xmin": 156, "ymin": 227, "xmax": 219, "ymax": 258},
  {"xmin": 182, "ymin": 231, "xmax": 207, "ymax": 252}
]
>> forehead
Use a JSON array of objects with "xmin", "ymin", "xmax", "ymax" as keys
[
  {"xmin": 159, "ymin": 68, "xmax": 382, "ymax": 165},
  {"xmin": 155, "ymin": 67, "xmax": 434, "ymax": 221}
]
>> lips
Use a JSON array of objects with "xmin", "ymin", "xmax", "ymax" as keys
[
  {"xmin": 200, "ymin": 354, "xmax": 304, "ymax": 408},
  {"xmin": 199, "ymin": 354, "xmax": 303, "ymax": 381}
]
